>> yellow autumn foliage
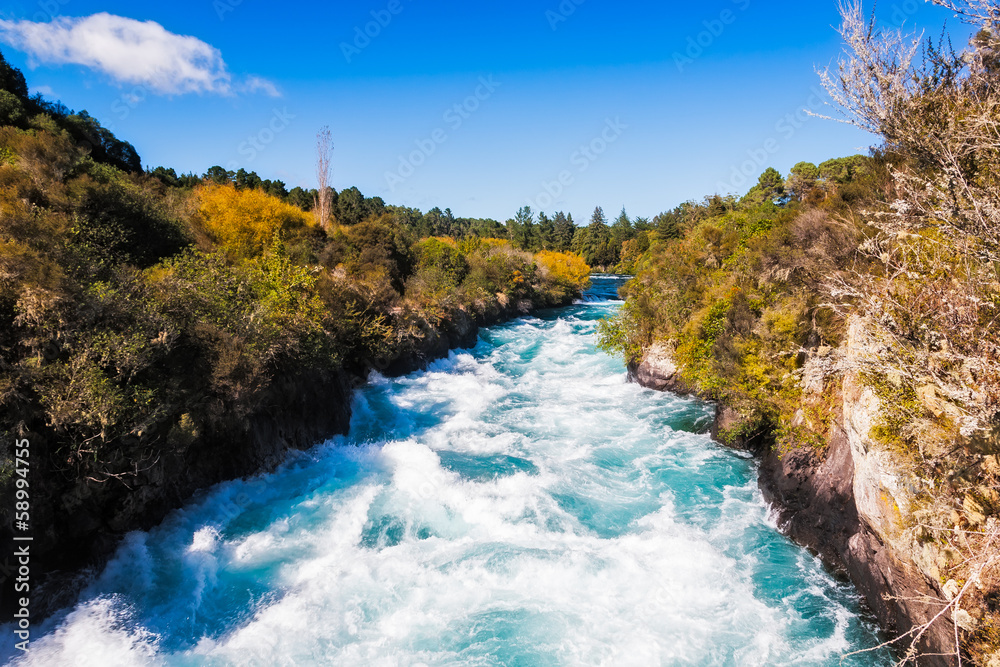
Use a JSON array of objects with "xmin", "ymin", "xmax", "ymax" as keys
[
  {"xmin": 196, "ymin": 183, "xmax": 314, "ymax": 259},
  {"xmin": 535, "ymin": 250, "xmax": 591, "ymax": 291}
]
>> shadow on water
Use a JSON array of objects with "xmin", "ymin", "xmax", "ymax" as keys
[{"xmin": 578, "ymin": 273, "xmax": 631, "ymax": 302}]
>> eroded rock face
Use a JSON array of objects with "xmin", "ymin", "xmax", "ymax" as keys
[
  {"xmin": 758, "ymin": 422, "xmax": 859, "ymax": 569},
  {"xmin": 633, "ymin": 324, "xmax": 958, "ymax": 664},
  {"xmin": 839, "ymin": 319, "xmax": 955, "ymax": 663},
  {"xmin": 627, "ymin": 342, "xmax": 691, "ymax": 394}
]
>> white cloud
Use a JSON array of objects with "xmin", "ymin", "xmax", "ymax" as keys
[
  {"xmin": 0, "ymin": 13, "xmax": 278, "ymax": 97},
  {"xmin": 240, "ymin": 75, "xmax": 281, "ymax": 98}
]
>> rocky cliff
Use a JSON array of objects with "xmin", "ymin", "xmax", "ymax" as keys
[{"xmin": 630, "ymin": 318, "xmax": 960, "ymax": 665}]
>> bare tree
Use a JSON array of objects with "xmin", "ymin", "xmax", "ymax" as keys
[
  {"xmin": 315, "ymin": 126, "xmax": 334, "ymax": 232},
  {"xmin": 819, "ymin": 1, "xmax": 1000, "ymax": 260}
]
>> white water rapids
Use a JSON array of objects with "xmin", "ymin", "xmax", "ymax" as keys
[{"xmin": 1, "ymin": 277, "xmax": 892, "ymax": 666}]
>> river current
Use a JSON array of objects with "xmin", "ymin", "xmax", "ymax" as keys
[{"xmin": 3, "ymin": 276, "xmax": 892, "ymax": 666}]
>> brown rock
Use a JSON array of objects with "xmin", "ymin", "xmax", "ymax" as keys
[{"xmin": 626, "ymin": 342, "xmax": 691, "ymax": 394}]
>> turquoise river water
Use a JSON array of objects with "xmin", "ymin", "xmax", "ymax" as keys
[{"xmin": 2, "ymin": 276, "xmax": 893, "ymax": 666}]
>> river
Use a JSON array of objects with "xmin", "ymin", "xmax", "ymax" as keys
[{"xmin": 3, "ymin": 275, "xmax": 892, "ymax": 666}]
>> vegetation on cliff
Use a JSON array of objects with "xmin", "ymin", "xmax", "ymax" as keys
[
  {"xmin": 598, "ymin": 158, "xmax": 876, "ymax": 447},
  {"xmin": 599, "ymin": 1, "xmax": 1000, "ymax": 662}
]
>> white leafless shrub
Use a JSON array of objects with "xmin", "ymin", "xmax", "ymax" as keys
[
  {"xmin": 820, "ymin": 0, "xmax": 1000, "ymax": 432},
  {"xmin": 314, "ymin": 126, "xmax": 334, "ymax": 232}
]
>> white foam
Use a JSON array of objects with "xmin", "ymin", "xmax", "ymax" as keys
[{"xmin": 9, "ymin": 598, "xmax": 161, "ymax": 667}]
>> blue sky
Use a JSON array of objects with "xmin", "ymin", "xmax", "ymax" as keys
[{"xmin": 0, "ymin": 0, "xmax": 965, "ymax": 221}]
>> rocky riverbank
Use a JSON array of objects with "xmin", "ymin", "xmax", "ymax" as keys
[{"xmin": 628, "ymin": 319, "xmax": 959, "ymax": 665}]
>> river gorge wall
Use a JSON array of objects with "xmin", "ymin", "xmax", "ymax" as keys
[{"xmin": 629, "ymin": 317, "xmax": 959, "ymax": 666}]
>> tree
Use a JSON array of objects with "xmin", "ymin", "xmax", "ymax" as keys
[
  {"xmin": 422, "ymin": 207, "xmax": 444, "ymax": 237},
  {"xmin": 817, "ymin": 155, "xmax": 869, "ymax": 184},
  {"xmin": 0, "ymin": 48, "xmax": 28, "ymax": 99},
  {"xmin": 537, "ymin": 211, "xmax": 556, "ymax": 250},
  {"xmin": 315, "ymin": 126, "xmax": 334, "ymax": 232},
  {"xmin": 0, "ymin": 90, "xmax": 27, "ymax": 127},
  {"xmin": 364, "ymin": 195, "xmax": 387, "ymax": 221},
  {"xmin": 552, "ymin": 211, "xmax": 576, "ymax": 252},
  {"xmin": 149, "ymin": 166, "xmax": 180, "ymax": 187},
  {"xmin": 287, "ymin": 186, "xmax": 315, "ymax": 211},
  {"xmin": 61, "ymin": 111, "xmax": 142, "ymax": 173},
  {"xmin": 589, "ymin": 206, "xmax": 607, "ymax": 228},
  {"xmin": 234, "ymin": 168, "xmax": 262, "ymax": 191},
  {"xmin": 507, "ymin": 206, "xmax": 538, "ymax": 250},
  {"xmin": 470, "ymin": 217, "xmax": 507, "ymax": 239},
  {"xmin": 204, "ymin": 165, "xmax": 233, "ymax": 185},
  {"xmin": 786, "ymin": 162, "xmax": 819, "ymax": 201},
  {"xmin": 653, "ymin": 210, "xmax": 682, "ymax": 240},
  {"xmin": 740, "ymin": 167, "xmax": 785, "ymax": 206},
  {"xmin": 196, "ymin": 183, "xmax": 313, "ymax": 260},
  {"xmin": 262, "ymin": 179, "xmax": 288, "ymax": 199},
  {"xmin": 580, "ymin": 206, "xmax": 614, "ymax": 267},
  {"xmin": 336, "ymin": 186, "xmax": 365, "ymax": 226},
  {"xmin": 610, "ymin": 207, "xmax": 634, "ymax": 256}
]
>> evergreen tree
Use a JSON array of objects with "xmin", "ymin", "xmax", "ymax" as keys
[
  {"xmin": 234, "ymin": 168, "xmax": 262, "ymax": 191},
  {"xmin": 263, "ymin": 179, "xmax": 288, "ymax": 199},
  {"xmin": 552, "ymin": 211, "xmax": 576, "ymax": 252},
  {"xmin": 336, "ymin": 186, "xmax": 365, "ymax": 225},
  {"xmin": 0, "ymin": 48, "xmax": 29, "ymax": 99},
  {"xmin": 787, "ymin": 162, "xmax": 820, "ymax": 201},
  {"xmin": 653, "ymin": 210, "xmax": 682, "ymax": 240},
  {"xmin": 740, "ymin": 167, "xmax": 786, "ymax": 206},
  {"xmin": 150, "ymin": 166, "xmax": 180, "ymax": 187},
  {"xmin": 508, "ymin": 206, "xmax": 538, "ymax": 250},
  {"xmin": 204, "ymin": 165, "xmax": 233, "ymax": 184},
  {"xmin": 442, "ymin": 207, "xmax": 457, "ymax": 236},
  {"xmin": 287, "ymin": 187, "xmax": 315, "ymax": 211},
  {"xmin": 610, "ymin": 207, "xmax": 634, "ymax": 263},
  {"xmin": 582, "ymin": 206, "xmax": 613, "ymax": 267},
  {"xmin": 537, "ymin": 211, "xmax": 556, "ymax": 249}
]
